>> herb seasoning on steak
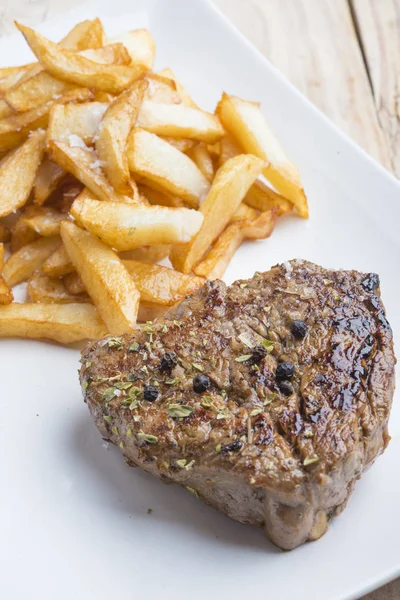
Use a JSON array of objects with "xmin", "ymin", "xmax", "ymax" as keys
[{"xmin": 80, "ymin": 260, "xmax": 395, "ymax": 550}]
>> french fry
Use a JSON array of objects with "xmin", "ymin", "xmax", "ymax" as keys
[
  {"xmin": 170, "ymin": 154, "xmax": 265, "ymax": 273},
  {"xmin": 28, "ymin": 271, "xmax": 89, "ymax": 304},
  {"xmin": 194, "ymin": 209, "xmax": 277, "ymax": 280},
  {"xmin": 137, "ymin": 101, "xmax": 224, "ymax": 143},
  {"xmin": 42, "ymin": 244, "xmax": 74, "ymax": 277},
  {"xmin": 47, "ymin": 102, "xmax": 108, "ymax": 145},
  {"xmin": 0, "ymin": 65, "xmax": 34, "ymax": 93},
  {"xmin": 107, "ymin": 29, "xmax": 156, "ymax": 68},
  {"xmin": 0, "ymin": 242, "xmax": 4, "ymax": 269},
  {"xmin": 33, "ymin": 157, "xmax": 66, "ymax": 205},
  {"xmin": 0, "ymin": 129, "xmax": 45, "ymax": 218},
  {"xmin": 10, "ymin": 206, "xmax": 44, "ymax": 251},
  {"xmin": 3, "ymin": 236, "xmax": 60, "ymax": 287},
  {"xmin": 59, "ymin": 18, "xmax": 105, "ymax": 51},
  {"xmin": 5, "ymin": 71, "xmax": 75, "ymax": 113},
  {"xmin": 49, "ymin": 140, "xmax": 137, "ymax": 203},
  {"xmin": 123, "ymin": 260, "xmax": 205, "ymax": 305},
  {"xmin": 71, "ymin": 197, "xmax": 204, "ymax": 251},
  {"xmin": 63, "ymin": 271, "xmax": 86, "ymax": 295},
  {"xmin": 79, "ymin": 44, "xmax": 132, "ymax": 65},
  {"xmin": 60, "ymin": 220, "xmax": 140, "ymax": 335},
  {"xmin": 186, "ymin": 143, "xmax": 215, "ymax": 182},
  {"xmin": 21, "ymin": 208, "xmax": 66, "ymax": 237},
  {"xmin": 0, "ymin": 302, "xmax": 106, "ymax": 343},
  {"xmin": 144, "ymin": 73, "xmax": 181, "ymax": 104},
  {"xmin": 0, "ymin": 100, "xmax": 13, "ymax": 119},
  {"xmin": 119, "ymin": 245, "xmax": 170, "ymax": 263},
  {"xmin": 160, "ymin": 137, "xmax": 195, "ymax": 152},
  {"xmin": 0, "ymin": 87, "xmax": 93, "ymax": 152},
  {"xmin": 244, "ymin": 178, "xmax": 292, "ymax": 215},
  {"xmin": 127, "ymin": 129, "xmax": 209, "ymax": 207},
  {"xmin": 158, "ymin": 68, "xmax": 198, "ymax": 109},
  {"xmin": 216, "ymin": 93, "xmax": 308, "ymax": 217},
  {"xmin": 17, "ymin": 23, "xmax": 148, "ymax": 94},
  {"xmin": 96, "ymin": 79, "xmax": 148, "ymax": 195},
  {"xmin": 0, "ymin": 276, "xmax": 13, "ymax": 304},
  {"xmin": 138, "ymin": 184, "xmax": 185, "ymax": 208},
  {"xmin": 218, "ymin": 133, "xmax": 242, "ymax": 166},
  {"xmin": 0, "ymin": 223, "xmax": 11, "ymax": 243}
]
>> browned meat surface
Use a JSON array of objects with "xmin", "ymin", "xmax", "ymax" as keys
[{"xmin": 79, "ymin": 260, "xmax": 396, "ymax": 550}]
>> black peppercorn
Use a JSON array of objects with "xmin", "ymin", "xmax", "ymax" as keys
[
  {"xmin": 250, "ymin": 345, "xmax": 267, "ymax": 364},
  {"xmin": 143, "ymin": 385, "xmax": 159, "ymax": 402},
  {"xmin": 221, "ymin": 440, "xmax": 243, "ymax": 452},
  {"xmin": 193, "ymin": 374, "xmax": 210, "ymax": 393},
  {"xmin": 361, "ymin": 273, "xmax": 379, "ymax": 292},
  {"xmin": 276, "ymin": 361, "xmax": 294, "ymax": 380},
  {"xmin": 291, "ymin": 320, "xmax": 308, "ymax": 339},
  {"xmin": 278, "ymin": 380, "xmax": 294, "ymax": 396},
  {"xmin": 159, "ymin": 351, "xmax": 178, "ymax": 373}
]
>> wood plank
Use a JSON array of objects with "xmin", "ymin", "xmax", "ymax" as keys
[
  {"xmin": 214, "ymin": 0, "xmax": 391, "ymax": 170},
  {"xmin": 352, "ymin": 0, "xmax": 400, "ymax": 177}
]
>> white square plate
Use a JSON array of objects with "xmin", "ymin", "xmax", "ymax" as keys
[{"xmin": 0, "ymin": 1, "xmax": 399, "ymax": 599}]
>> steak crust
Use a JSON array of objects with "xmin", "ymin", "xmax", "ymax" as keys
[{"xmin": 80, "ymin": 260, "xmax": 396, "ymax": 549}]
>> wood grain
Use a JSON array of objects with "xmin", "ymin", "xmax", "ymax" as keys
[
  {"xmin": 214, "ymin": 0, "xmax": 392, "ymax": 170},
  {"xmin": 352, "ymin": 0, "xmax": 400, "ymax": 176}
]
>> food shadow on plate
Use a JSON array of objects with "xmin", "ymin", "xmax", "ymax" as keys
[{"xmin": 70, "ymin": 411, "xmax": 279, "ymax": 553}]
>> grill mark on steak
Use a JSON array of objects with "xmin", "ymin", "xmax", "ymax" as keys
[{"xmin": 80, "ymin": 260, "xmax": 395, "ymax": 550}]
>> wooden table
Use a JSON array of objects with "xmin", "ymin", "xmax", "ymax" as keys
[{"xmin": 2, "ymin": 1, "xmax": 399, "ymax": 598}]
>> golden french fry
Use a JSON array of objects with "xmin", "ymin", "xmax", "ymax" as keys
[
  {"xmin": 33, "ymin": 157, "xmax": 66, "ymax": 205},
  {"xmin": 186, "ymin": 143, "xmax": 214, "ymax": 182},
  {"xmin": 0, "ymin": 65, "xmax": 34, "ymax": 93},
  {"xmin": 5, "ymin": 71, "xmax": 75, "ymax": 113},
  {"xmin": 0, "ymin": 129, "xmax": 45, "ymax": 218},
  {"xmin": 71, "ymin": 197, "xmax": 204, "ymax": 251},
  {"xmin": 0, "ymin": 101, "xmax": 13, "ymax": 119},
  {"xmin": 60, "ymin": 220, "xmax": 140, "ymax": 335},
  {"xmin": 194, "ymin": 209, "xmax": 277, "ymax": 280},
  {"xmin": 10, "ymin": 206, "xmax": 44, "ymax": 251},
  {"xmin": 123, "ymin": 260, "xmax": 205, "ymax": 305},
  {"xmin": 42, "ymin": 244, "xmax": 74, "ymax": 277},
  {"xmin": 193, "ymin": 221, "xmax": 243, "ymax": 280},
  {"xmin": 158, "ymin": 68, "xmax": 198, "ymax": 108},
  {"xmin": 107, "ymin": 29, "xmax": 156, "ymax": 68},
  {"xmin": 28, "ymin": 271, "xmax": 89, "ymax": 304},
  {"xmin": 0, "ymin": 87, "xmax": 93, "ymax": 152},
  {"xmin": 3, "ymin": 236, "xmax": 60, "ymax": 287},
  {"xmin": 170, "ymin": 154, "xmax": 265, "ymax": 273},
  {"xmin": 144, "ymin": 73, "xmax": 181, "ymax": 104},
  {"xmin": 0, "ymin": 242, "xmax": 4, "ymax": 269},
  {"xmin": 63, "ymin": 271, "xmax": 86, "ymax": 295},
  {"xmin": 49, "ymin": 140, "xmax": 137, "ymax": 203},
  {"xmin": 17, "ymin": 23, "xmax": 148, "ymax": 94},
  {"xmin": 216, "ymin": 93, "xmax": 308, "ymax": 217},
  {"xmin": 127, "ymin": 129, "xmax": 209, "ymax": 207},
  {"xmin": 96, "ymin": 79, "xmax": 148, "ymax": 195},
  {"xmin": 21, "ymin": 208, "xmax": 66, "ymax": 237},
  {"xmin": 47, "ymin": 102, "xmax": 108, "ymax": 145},
  {"xmin": 138, "ymin": 184, "xmax": 185, "ymax": 208},
  {"xmin": 119, "ymin": 245, "xmax": 170, "ymax": 263},
  {"xmin": 0, "ymin": 223, "xmax": 11, "ymax": 243},
  {"xmin": 137, "ymin": 101, "xmax": 224, "ymax": 143},
  {"xmin": 244, "ymin": 178, "xmax": 292, "ymax": 215},
  {"xmin": 59, "ymin": 18, "xmax": 105, "ymax": 51},
  {"xmin": 79, "ymin": 44, "xmax": 132, "ymax": 65},
  {"xmin": 160, "ymin": 137, "xmax": 195, "ymax": 152},
  {"xmin": 0, "ymin": 302, "xmax": 106, "ymax": 343},
  {"xmin": 218, "ymin": 133, "xmax": 242, "ymax": 166},
  {"xmin": 0, "ymin": 276, "xmax": 13, "ymax": 304}
]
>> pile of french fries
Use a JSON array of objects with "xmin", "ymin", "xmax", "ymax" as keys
[{"xmin": 0, "ymin": 18, "xmax": 308, "ymax": 344}]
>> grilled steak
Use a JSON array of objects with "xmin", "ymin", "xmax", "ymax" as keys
[{"xmin": 80, "ymin": 260, "xmax": 395, "ymax": 550}]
